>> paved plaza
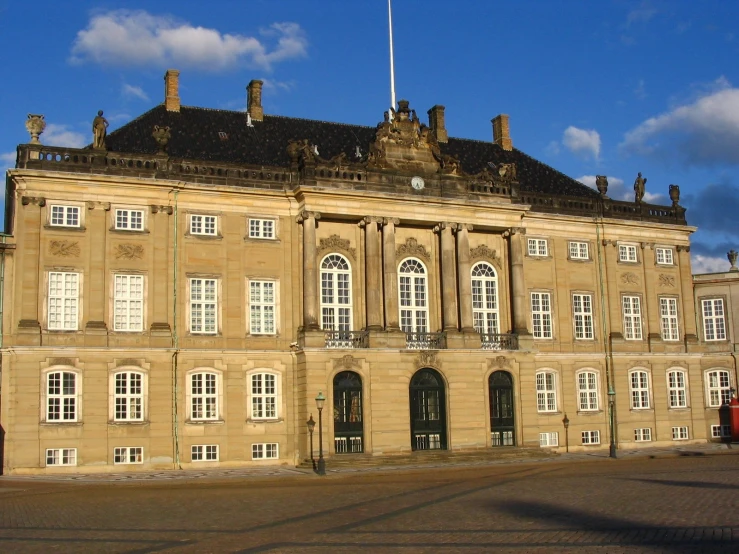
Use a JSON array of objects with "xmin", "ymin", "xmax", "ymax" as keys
[{"xmin": 0, "ymin": 449, "xmax": 738, "ymax": 552}]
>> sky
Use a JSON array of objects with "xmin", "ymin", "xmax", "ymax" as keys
[{"xmin": 1, "ymin": 0, "xmax": 738, "ymax": 273}]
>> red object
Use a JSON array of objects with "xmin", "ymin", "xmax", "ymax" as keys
[{"xmin": 730, "ymin": 397, "xmax": 739, "ymax": 442}]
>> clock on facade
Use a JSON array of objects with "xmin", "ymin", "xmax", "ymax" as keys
[{"xmin": 411, "ymin": 176, "xmax": 425, "ymax": 190}]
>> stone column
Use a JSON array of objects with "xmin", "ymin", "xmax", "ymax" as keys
[
  {"xmin": 150, "ymin": 205, "xmax": 173, "ymax": 343},
  {"xmin": 361, "ymin": 216, "xmax": 383, "ymax": 330},
  {"xmin": 435, "ymin": 222, "xmax": 459, "ymax": 331},
  {"xmin": 17, "ymin": 196, "xmax": 45, "ymax": 344},
  {"xmin": 640, "ymin": 243, "xmax": 658, "ymax": 348},
  {"xmin": 455, "ymin": 224, "xmax": 474, "ymax": 331},
  {"xmin": 382, "ymin": 218, "xmax": 400, "ymax": 330},
  {"xmin": 505, "ymin": 228, "xmax": 528, "ymax": 335},
  {"xmin": 85, "ymin": 202, "xmax": 110, "ymax": 340},
  {"xmin": 297, "ymin": 210, "xmax": 321, "ymax": 331},
  {"xmin": 676, "ymin": 245, "xmax": 698, "ymax": 347}
]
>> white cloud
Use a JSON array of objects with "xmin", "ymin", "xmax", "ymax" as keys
[
  {"xmin": 1, "ymin": 151, "xmax": 16, "ymax": 166},
  {"xmin": 43, "ymin": 124, "xmax": 87, "ymax": 148},
  {"xmin": 122, "ymin": 84, "xmax": 149, "ymax": 102},
  {"xmin": 544, "ymin": 140, "xmax": 560, "ymax": 156},
  {"xmin": 261, "ymin": 78, "xmax": 294, "ymax": 92},
  {"xmin": 563, "ymin": 126, "xmax": 601, "ymax": 160},
  {"xmin": 627, "ymin": 1, "xmax": 657, "ymax": 26},
  {"xmin": 70, "ymin": 10, "xmax": 307, "ymax": 71},
  {"xmin": 621, "ymin": 77, "xmax": 739, "ymax": 165},
  {"xmin": 634, "ymin": 79, "xmax": 646, "ymax": 100},
  {"xmin": 692, "ymin": 254, "xmax": 731, "ymax": 274}
]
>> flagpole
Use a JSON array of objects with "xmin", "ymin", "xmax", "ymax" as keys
[{"xmin": 388, "ymin": 0, "xmax": 396, "ymax": 119}]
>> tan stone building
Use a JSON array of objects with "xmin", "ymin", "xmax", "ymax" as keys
[{"xmin": 1, "ymin": 71, "xmax": 735, "ymax": 474}]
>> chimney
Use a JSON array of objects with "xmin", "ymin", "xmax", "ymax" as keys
[
  {"xmin": 164, "ymin": 69, "xmax": 180, "ymax": 112},
  {"xmin": 247, "ymin": 79, "xmax": 264, "ymax": 122},
  {"xmin": 492, "ymin": 114, "xmax": 512, "ymax": 151},
  {"xmin": 427, "ymin": 105, "xmax": 448, "ymax": 143}
]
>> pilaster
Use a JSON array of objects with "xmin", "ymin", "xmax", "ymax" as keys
[
  {"xmin": 676, "ymin": 245, "xmax": 698, "ymax": 348},
  {"xmin": 505, "ymin": 227, "xmax": 528, "ymax": 336},
  {"xmin": 297, "ymin": 210, "xmax": 321, "ymax": 331},
  {"xmin": 17, "ymin": 196, "xmax": 45, "ymax": 344},
  {"xmin": 360, "ymin": 216, "xmax": 383, "ymax": 330},
  {"xmin": 454, "ymin": 223, "xmax": 474, "ymax": 332},
  {"xmin": 84, "ymin": 202, "xmax": 110, "ymax": 345},
  {"xmin": 434, "ymin": 222, "xmax": 458, "ymax": 331},
  {"xmin": 150, "ymin": 205, "xmax": 173, "ymax": 345},
  {"xmin": 382, "ymin": 218, "xmax": 400, "ymax": 331}
]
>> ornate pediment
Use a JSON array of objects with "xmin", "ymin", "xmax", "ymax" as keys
[
  {"xmin": 333, "ymin": 355, "xmax": 362, "ymax": 371},
  {"xmin": 470, "ymin": 244, "xmax": 501, "ymax": 269},
  {"xmin": 318, "ymin": 234, "xmax": 356, "ymax": 260},
  {"xmin": 416, "ymin": 350, "xmax": 440, "ymax": 369},
  {"xmin": 397, "ymin": 237, "xmax": 431, "ymax": 262}
]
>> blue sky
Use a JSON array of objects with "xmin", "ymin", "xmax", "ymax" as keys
[{"xmin": 2, "ymin": 0, "xmax": 738, "ymax": 272}]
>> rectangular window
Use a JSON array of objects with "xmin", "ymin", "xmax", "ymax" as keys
[
  {"xmin": 629, "ymin": 371, "xmax": 650, "ymax": 409},
  {"xmin": 113, "ymin": 274, "xmax": 144, "ymax": 331},
  {"xmin": 48, "ymin": 272, "xmax": 79, "ymax": 330},
  {"xmin": 619, "ymin": 244, "xmax": 638, "ymax": 262},
  {"xmin": 634, "ymin": 428, "xmax": 652, "ymax": 442},
  {"xmin": 667, "ymin": 371, "xmax": 687, "ymax": 408},
  {"xmin": 581, "ymin": 430, "xmax": 601, "ymax": 445},
  {"xmin": 536, "ymin": 372, "xmax": 557, "ymax": 412},
  {"xmin": 706, "ymin": 370, "xmax": 731, "ymax": 407},
  {"xmin": 190, "ymin": 278, "xmax": 217, "ymax": 334},
  {"xmin": 46, "ymin": 448, "xmax": 77, "ymax": 466},
  {"xmin": 249, "ymin": 281, "xmax": 276, "ymax": 335},
  {"xmin": 113, "ymin": 446, "xmax": 143, "ymax": 464},
  {"xmin": 114, "ymin": 372, "xmax": 143, "ymax": 421},
  {"xmin": 577, "ymin": 372, "xmax": 599, "ymax": 411},
  {"xmin": 569, "ymin": 241, "xmax": 589, "ymax": 260},
  {"xmin": 251, "ymin": 373, "xmax": 277, "ymax": 419},
  {"xmin": 190, "ymin": 373, "xmax": 218, "ymax": 421},
  {"xmin": 655, "ymin": 247, "xmax": 674, "ymax": 265},
  {"xmin": 622, "ymin": 296, "xmax": 643, "ymax": 340},
  {"xmin": 659, "ymin": 297, "xmax": 680, "ymax": 341},
  {"xmin": 191, "ymin": 445, "xmax": 219, "ymax": 461},
  {"xmin": 47, "ymin": 372, "xmax": 77, "ymax": 422},
  {"xmin": 190, "ymin": 214, "xmax": 217, "ymax": 236},
  {"xmin": 573, "ymin": 294, "xmax": 594, "ymax": 339},
  {"xmin": 527, "ymin": 238, "xmax": 548, "ymax": 257},
  {"xmin": 531, "ymin": 292, "xmax": 552, "ymax": 339},
  {"xmin": 539, "ymin": 432, "xmax": 559, "ymax": 447},
  {"xmin": 50, "ymin": 205, "xmax": 80, "ymax": 227},
  {"xmin": 702, "ymin": 299, "xmax": 726, "ymax": 341},
  {"xmin": 114, "ymin": 209, "xmax": 144, "ymax": 231},
  {"xmin": 248, "ymin": 218, "xmax": 275, "ymax": 239},
  {"xmin": 252, "ymin": 443, "xmax": 279, "ymax": 459},
  {"xmin": 671, "ymin": 426, "xmax": 689, "ymax": 440},
  {"xmin": 711, "ymin": 424, "xmax": 731, "ymax": 438}
]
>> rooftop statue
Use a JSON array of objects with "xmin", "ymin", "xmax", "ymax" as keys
[
  {"xmin": 633, "ymin": 172, "xmax": 646, "ymax": 203},
  {"xmin": 92, "ymin": 110, "xmax": 109, "ymax": 150}
]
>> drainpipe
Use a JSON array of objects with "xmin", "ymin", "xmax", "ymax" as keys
[{"xmin": 170, "ymin": 189, "xmax": 181, "ymax": 469}]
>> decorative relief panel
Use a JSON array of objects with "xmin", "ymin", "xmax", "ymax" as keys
[
  {"xmin": 488, "ymin": 356, "xmax": 511, "ymax": 370},
  {"xmin": 115, "ymin": 244, "xmax": 144, "ymax": 260},
  {"xmin": 658, "ymin": 274, "xmax": 676, "ymax": 288},
  {"xmin": 397, "ymin": 237, "xmax": 431, "ymax": 262},
  {"xmin": 49, "ymin": 240, "xmax": 80, "ymax": 258},
  {"xmin": 620, "ymin": 272, "xmax": 639, "ymax": 285},
  {"xmin": 317, "ymin": 234, "xmax": 356, "ymax": 260},
  {"xmin": 416, "ymin": 350, "xmax": 440, "ymax": 369},
  {"xmin": 333, "ymin": 355, "xmax": 362, "ymax": 371},
  {"xmin": 470, "ymin": 244, "xmax": 502, "ymax": 269}
]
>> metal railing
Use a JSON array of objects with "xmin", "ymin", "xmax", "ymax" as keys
[
  {"xmin": 481, "ymin": 333, "xmax": 519, "ymax": 350},
  {"xmin": 405, "ymin": 332, "xmax": 447, "ymax": 350},
  {"xmin": 324, "ymin": 330, "xmax": 369, "ymax": 349}
]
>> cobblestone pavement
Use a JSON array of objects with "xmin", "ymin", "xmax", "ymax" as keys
[{"xmin": 0, "ymin": 450, "xmax": 738, "ymax": 552}]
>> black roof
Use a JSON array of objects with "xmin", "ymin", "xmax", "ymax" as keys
[{"xmin": 106, "ymin": 104, "xmax": 599, "ymax": 198}]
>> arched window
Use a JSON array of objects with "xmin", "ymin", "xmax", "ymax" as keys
[
  {"xmin": 667, "ymin": 370, "xmax": 687, "ymax": 408},
  {"xmin": 629, "ymin": 370, "xmax": 650, "ymax": 409},
  {"xmin": 188, "ymin": 371, "xmax": 220, "ymax": 421},
  {"xmin": 320, "ymin": 254, "xmax": 352, "ymax": 331},
  {"xmin": 536, "ymin": 370, "xmax": 557, "ymax": 413},
  {"xmin": 46, "ymin": 370, "xmax": 79, "ymax": 422},
  {"xmin": 577, "ymin": 370, "xmax": 599, "ymax": 411},
  {"xmin": 113, "ymin": 370, "xmax": 144, "ymax": 421},
  {"xmin": 333, "ymin": 371, "xmax": 363, "ymax": 453},
  {"xmin": 705, "ymin": 369, "xmax": 731, "ymax": 407},
  {"xmin": 398, "ymin": 258, "xmax": 428, "ymax": 333},
  {"xmin": 471, "ymin": 262, "xmax": 499, "ymax": 334}
]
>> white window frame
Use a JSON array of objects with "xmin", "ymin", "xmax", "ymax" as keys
[
  {"xmin": 659, "ymin": 297, "xmax": 680, "ymax": 341},
  {"xmin": 618, "ymin": 243, "xmax": 638, "ymax": 263},
  {"xmin": 471, "ymin": 262, "xmax": 499, "ymax": 335},
  {"xmin": 252, "ymin": 443, "xmax": 279, "ymax": 459},
  {"xmin": 113, "ymin": 371, "xmax": 145, "ymax": 422},
  {"xmin": 655, "ymin": 247, "xmax": 674, "ymax": 265},
  {"xmin": 46, "ymin": 448, "xmax": 77, "ymax": 466},
  {"xmin": 536, "ymin": 371, "xmax": 557, "ymax": 413},
  {"xmin": 568, "ymin": 241, "xmax": 589, "ymax": 260},
  {"xmin": 113, "ymin": 446, "xmax": 143, "ymax": 464},
  {"xmin": 398, "ymin": 258, "xmax": 429, "ymax": 334},
  {"xmin": 189, "ymin": 214, "xmax": 218, "ymax": 236},
  {"xmin": 50, "ymin": 204, "xmax": 81, "ymax": 228},
  {"xmin": 634, "ymin": 428, "xmax": 652, "ymax": 442},
  {"xmin": 248, "ymin": 280, "xmax": 277, "ymax": 335},
  {"xmin": 114, "ymin": 208, "xmax": 144, "ymax": 231},
  {"xmin": 320, "ymin": 254, "xmax": 352, "ymax": 332},
  {"xmin": 572, "ymin": 293, "xmax": 594, "ymax": 340},
  {"xmin": 48, "ymin": 271, "xmax": 80, "ymax": 331},
  {"xmin": 705, "ymin": 369, "xmax": 731, "ymax": 407},
  {"xmin": 539, "ymin": 432, "xmax": 559, "ymax": 447},
  {"xmin": 667, "ymin": 370, "xmax": 688, "ymax": 408},
  {"xmin": 701, "ymin": 298, "xmax": 727, "ymax": 341},
  {"xmin": 531, "ymin": 292, "xmax": 553, "ymax": 339},
  {"xmin": 577, "ymin": 370, "xmax": 599, "ymax": 411},
  {"xmin": 191, "ymin": 444, "xmax": 219, "ymax": 461},
  {"xmin": 248, "ymin": 218, "xmax": 276, "ymax": 240},
  {"xmin": 671, "ymin": 426, "xmax": 689, "ymax": 441},
  {"xmin": 249, "ymin": 371, "xmax": 279, "ymax": 420},
  {"xmin": 189, "ymin": 278, "xmax": 218, "ymax": 334},
  {"xmin": 46, "ymin": 370, "xmax": 79, "ymax": 422},
  {"xmin": 188, "ymin": 371, "xmax": 220, "ymax": 421},
  {"xmin": 527, "ymin": 238, "xmax": 548, "ymax": 257},
  {"xmin": 113, "ymin": 274, "xmax": 144, "ymax": 332},
  {"xmin": 581, "ymin": 430, "xmax": 601, "ymax": 445},
  {"xmin": 711, "ymin": 424, "xmax": 731, "ymax": 439},
  {"xmin": 629, "ymin": 370, "xmax": 650, "ymax": 409},
  {"xmin": 622, "ymin": 295, "xmax": 643, "ymax": 340}
]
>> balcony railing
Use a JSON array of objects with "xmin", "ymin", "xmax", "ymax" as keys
[
  {"xmin": 325, "ymin": 330, "xmax": 369, "ymax": 349},
  {"xmin": 405, "ymin": 332, "xmax": 447, "ymax": 350},
  {"xmin": 481, "ymin": 333, "xmax": 519, "ymax": 351}
]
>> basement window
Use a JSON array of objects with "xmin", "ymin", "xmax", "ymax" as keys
[{"xmin": 218, "ymin": 132, "xmax": 228, "ymax": 140}]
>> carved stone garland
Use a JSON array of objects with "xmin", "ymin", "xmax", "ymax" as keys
[
  {"xmin": 49, "ymin": 240, "xmax": 80, "ymax": 258},
  {"xmin": 396, "ymin": 237, "xmax": 431, "ymax": 262},
  {"xmin": 470, "ymin": 244, "xmax": 502, "ymax": 270},
  {"xmin": 317, "ymin": 234, "xmax": 356, "ymax": 260}
]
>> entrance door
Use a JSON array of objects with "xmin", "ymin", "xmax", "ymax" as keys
[
  {"xmin": 409, "ymin": 369, "xmax": 447, "ymax": 450},
  {"xmin": 489, "ymin": 371, "xmax": 515, "ymax": 446},
  {"xmin": 333, "ymin": 371, "xmax": 363, "ymax": 453}
]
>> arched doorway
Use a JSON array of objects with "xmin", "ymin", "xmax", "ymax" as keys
[
  {"xmin": 409, "ymin": 368, "xmax": 447, "ymax": 450},
  {"xmin": 489, "ymin": 371, "xmax": 515, "ymax": 446},
  {"xmin": 333, "ymin": 371, "xmax": 363, "ymax": 453}
]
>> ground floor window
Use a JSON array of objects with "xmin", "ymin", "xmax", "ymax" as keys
[
  {"xmin": 252, "ymin": 443, "xmax": 279, "ymax": 459},
  {"xmin": 114, "ymin": 447, "xmax": 143, "ymax": 464},
  {"xmin": 581, "ymin": 430, "xmax": 600, "ymax": 445},
  {"xmin": 191, "ymin": 445, "xmax": 219, "ymax": 461},
  {"xmin": 46, "ymin": 448, "xmax": 77, "ymax": 466}
]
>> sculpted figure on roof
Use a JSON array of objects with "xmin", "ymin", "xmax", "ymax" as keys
[
  {"xmin": 92, "ymin": 110, "xmax": 109, "ymax": 150},
  {"xmin": 634, "ymin": 172, "xmax": 647, "ymax": 203}
]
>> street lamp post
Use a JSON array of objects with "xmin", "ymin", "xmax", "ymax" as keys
[
  {"xmin": 608, "ymin": 387, "xmax": 617, "ymax": 458},
  {"xmin": 306, "ymin": 414, "xmax": 316, "ymax": 471},
  {"xmin": 315, "ymin": 392, "xmax": 326, "ymax": 476},
  {"xmin": 562, "ymin": 413, "xmax": 570, "ymax": 453}
]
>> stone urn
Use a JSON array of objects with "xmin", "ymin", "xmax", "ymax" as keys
[
  {"xmin": 669, "ymin": 184, "xmax": 680, "ymax": 207},
  {"xmin": 596, "ymin": 175, "xmax": 608, "ymax": 197},
  {"xmin": 25, "ymin": 114, "xmax": 46, "ymax": 144},
  {"xmin": 152, "ymin": 125, "xmax": 171, "ymax": 153},
  {"xmin": 728, "ymin": 249, "xmax": 738, "ymax": 271}
]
